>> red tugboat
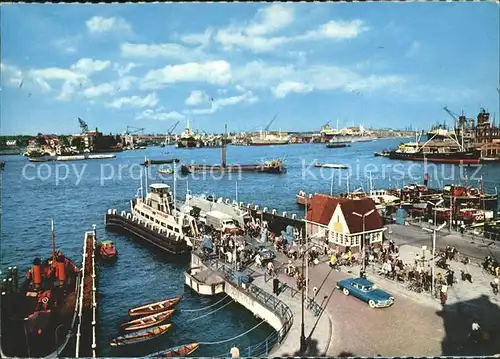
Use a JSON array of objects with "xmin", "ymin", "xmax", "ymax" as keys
[
  {"xmin": 0, "ymin": 220, "xmax": 80, "ymax": 358},
  {"xmin": 97, "ymin": 240, "xmax": 117, "ymax": 259}
]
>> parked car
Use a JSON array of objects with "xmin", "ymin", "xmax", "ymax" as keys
[{"xmin": 336, "ymin": 277, "xmax": 394, "ymax": 308}]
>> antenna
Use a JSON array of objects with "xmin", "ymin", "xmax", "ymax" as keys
[{"xmin": 51, "ymin": 219, "xmax": 55, "ymax": 265}]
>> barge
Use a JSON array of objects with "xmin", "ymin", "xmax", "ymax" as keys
[
  {"xmin": 143, "ymin": 158, "xmax": 180, "ymax": 166},
  {"xmin": 28, "ymin": 154, "xmax": 116, "ymax": 162},
  {"xmin": 180, "ymin": 160, "xmax": 286, "ymax": 175},
  {"xmin": 181, "ymin": 125, "xmax": 286, "ymax": 174}
]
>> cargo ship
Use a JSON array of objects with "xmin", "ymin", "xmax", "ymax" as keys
[
  {"xmin": 176, "ymin": 121, "xmax": 197, "ymax": 148},
  {"xmin": 0, "ymin": 221, "xmax": 80, "ymax": 358},
  {"xmin": 248, "ymin": 132, "xmax": 289, "ymax": 146}
]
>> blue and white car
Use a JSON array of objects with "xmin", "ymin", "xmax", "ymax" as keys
[{"xmin": 336, "ymin": 277, "xmax": 395, "ymax": 308}]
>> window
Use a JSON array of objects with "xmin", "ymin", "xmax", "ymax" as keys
[
  {"xmin": 354, "ymin": 236, "xmax": 360, "ymax": 246},
  {"xmin": 167, "ymin": 225, "xmax": 173, "ymax": 230},
  {"xmin": 161, "ymin": 222, "xmax": 166, "ymax": 227}
]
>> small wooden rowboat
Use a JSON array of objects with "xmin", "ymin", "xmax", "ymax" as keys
[
  {"xmin": 121, "ymin": 309, "xmax": 175, "ymax": 332},
  {"xmin": 110, "ymin": 323, "xmax": 172, "ymax": 347},
  {"xmin": 128, "ymin": 296, "xmax": 181, "ymax": 317},
  {"xmin": 148, "ymin": 343, "xmax": 200, "ymax": 357}
]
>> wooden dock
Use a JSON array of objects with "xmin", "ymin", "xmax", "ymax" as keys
[{"xmin": 75, "ymin": 227, "xmax": 98, "ymax": 357}]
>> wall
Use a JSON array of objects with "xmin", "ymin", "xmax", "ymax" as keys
[{"xmin": 224, "ymin": 281, "xmax": 283, "ymax": 333}]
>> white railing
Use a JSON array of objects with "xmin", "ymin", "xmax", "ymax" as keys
[
  {"xmin": 75, "ymin": 231, "xmax": 88, "ymax": 357},
  {"xmin": 91, "ymin": 229, "xmax": 97, "ymax": 358}
]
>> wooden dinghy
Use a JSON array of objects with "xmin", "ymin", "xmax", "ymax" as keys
[
  {"xmin": 121, "ymin": 309, "xmax": 175, "ymax": 332},
  {"xmin": 110, "ymin": 323, "xmax": 172, "ymax": 347},
  {"xmin": 128, "ymin": 296, "xmax": 181, "ymax": 317},
  {"xmin": 147, "ymin": 343, "xmax": 200, "ymax": 357}
]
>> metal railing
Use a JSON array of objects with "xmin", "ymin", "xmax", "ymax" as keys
[{"xmin": 200, "ymin": 254, "xmax": 293, "ymax": 356}]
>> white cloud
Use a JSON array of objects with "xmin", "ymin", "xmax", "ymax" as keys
[
  {"xmin": 231, "ymin": 61, "xmax": 405, "ymax": 98},
  {"xmin": 121, "ymin": 42, "xmax": 206, "ymax": 61},
  {"xmin": 212, "ymin": 4, "xmax": 367, "ymax": 53},
  {"xmin": 83, "ymin": 83, "xmax": 115, "ymax": 98},
  {"xmin": 113, "ymin": 63, "xmax": 137, "ymax": 76},
  {"xmin": 185, "ymin": 90, "xmax": 258, "ymax": 115},
  {"xmin": 70, "ymin": 58, "xmax": 111, "ymax": 75},
  {"xmin": 107, "ymin": 93, "xmax": 158, "ymax": 109},
  {"xmin": 86, "ymin": 16, "xmax": 132, "ymax": 34},
  {"xmin": 140, "ymin": 61, "xmax": 232, "ymax": 90},
  {"xmin": 299, "ymin": 20, "xmax": 369, "ymax": 41},
  {"xmin": 185, "ymin": 90, "xmax": 209, "ymax": 106},
  {"xmin": 180, "ymin": 29, "xmax": 213, "ymax": 47},
  {"xmin": 1, "ymin": 63, "xmax": 24, "ymax": 86},
  {"xmin": 135, "ymin": 109, "xmax": 185, "ymax": 121},
  {"xmin": 273, "ymin": 81, "xmax": 313, "ymax": 98},
  {"xmin": 53, "ymin": 37, "xmax": 79, "ymax": 53}
]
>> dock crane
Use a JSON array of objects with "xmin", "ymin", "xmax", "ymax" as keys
[
  {"xmin": 126, "ymin": 126, "xmax": 145, "ymax": 135},
  {"xmin": 78, "ymin": 118, "xmax": 89, "ymax": 134},
  {"xmin": 164, "ymin": 121, "xmax": 180, "ymax": 145},
  {"xmin": 443, "ymin": 106, "xmax": 474, "ymax": 129},
  {"xmin": 264, "ymin": 113, "xmax": 279, "ymax": 132}
]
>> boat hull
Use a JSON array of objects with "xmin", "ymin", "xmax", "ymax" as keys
[
  {"xmin": 110, "ymin": 323, "xmax": 172, "ymax": 347},
  {"xmin": 121, "ymin": 310, "xmax": 175, "ymax": 332},
  {"xmin": 129, "ymin": 296, "xmax": 181, "ymax": 317},
  {"xmin": 388, "ymin": 151, "xmax": 481, "ymax": 164},
  {"xmin": 326, "ymin": 143, "xmax": 350, "ymax": 148},
  {"xmin": 149, "ymin": 343, "xmax": 200, "ymax": 357},
  {"xmin": 105, "ymin": 214, "xmax": 191, "ymax": 255},
  {"xmin": 248, "ymin": 140, "xmax": 289, "ymax": 146},
  {"xmin": 180, "ymin": 163, "xmax": 285, "ymax": 174},
  {"xmin": 1, "ymin": 261, "xmax": 80, "ymax": 358}
]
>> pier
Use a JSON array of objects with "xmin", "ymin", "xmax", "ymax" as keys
[
  {"xmin": 75, "ymin": 226, "xmax": 98, "ymax": 357},
  {"xmin": 185, "ymin": 252, "xmax": 331, "ymax": 356}
]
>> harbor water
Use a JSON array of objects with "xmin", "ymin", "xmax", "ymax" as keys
[{"xmin": 2, "ymin": 139, "xmax": 500, "ymax": 356}]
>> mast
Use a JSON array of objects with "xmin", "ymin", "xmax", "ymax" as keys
[
  {"xmin": 236, "ymin": 181, "xmax": 239, "ymax": 204},
  {"xmin": 173, "ymin": 165, "xmax": 177, "ymax": 208},
  {"xmin": 186, "ymin": 178, "xmax": 190, "ymax": 206},
  {"xmin": 144, "ymin": 161, "xmax": 148, "ymax": 197},
  {"xmin": 369, "ymin": 171, "xmax": 373, "ymax": 194},
  {"xmin": 51, "ymin": 219, "xmax": 55, "ymax": 265},
  {"xmin": 139, "ymin": 164, "xmax": 144, "ymax": 199}
]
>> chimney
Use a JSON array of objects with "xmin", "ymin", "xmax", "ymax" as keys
[{"xmin": 221, "ymin": 124, "xmax": 227, "ymax": 167}]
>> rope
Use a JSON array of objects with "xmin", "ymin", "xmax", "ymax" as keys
[
  {"xmin": 199, "ymin": 319, "xmax": 267, "ymax": 345},
  {"xmin": 185, "ymin": 299, "xmax": 234, "ymax": 322},
  {"xmin": 178, "ymin": 295, "xmax": 229, "ymax": 312}
]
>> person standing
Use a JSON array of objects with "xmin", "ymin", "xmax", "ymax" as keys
[
  {"xmin": 440, "ymin": 284, "xmax": 448, "ymax": 306},
  {"xmin": 230, "ymin": 344, "xmax": 240, "ymax": 358}
]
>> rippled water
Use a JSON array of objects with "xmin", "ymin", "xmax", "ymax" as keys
[{"xmin": 1, "ymin": 139, "xmax": 499, "ymax": 356}]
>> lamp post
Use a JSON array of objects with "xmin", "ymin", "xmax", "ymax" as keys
[
  {"xmin": 352, "ymin": 209, "xmax": 375, "ymax": 272},
  {"xmin": 424, "ymin": 199, "xmax": 445, "ymax": 298},
  {"xmin": 299, "ymin": 242, "xmax": 317, "ymax": 353}
]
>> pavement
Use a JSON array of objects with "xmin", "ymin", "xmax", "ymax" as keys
[
  {"xmin": 260, "ymin": 227, "xmax": 500, "ymax": 357},
  {"xmin": 249, "ymin": 268, "xmax": 332, "ymax": 357}
]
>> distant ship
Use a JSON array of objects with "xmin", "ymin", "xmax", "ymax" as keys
[
  {"xmin": 388, "ymin": 141, "xmax": 481, "ymax": 164},
  {"xmin": 249, "ymin": 132, "xmax": 290, "ymax": 146},
  {"xmin": 176, "ymin": 121, "xmax": 197, "ymax": 148}
]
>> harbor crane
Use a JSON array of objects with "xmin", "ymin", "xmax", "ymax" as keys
[
  {"xmin": 442, "ymin": 106, "xmax": 474, "ymax": 129},
  {"xmin": 126, "ymin": 126, "xmax": 145, "ymax": 135},
  {"xmin": 78, "ymin": 117, "xmax": 89, "ymax": 134},
  {"xmin": 167, "ymin": 121, "xmax": 180, "ymax": 135},
  {"xmin": 264, "ymin": 113, "xmax": 279, "ymax": 132}
]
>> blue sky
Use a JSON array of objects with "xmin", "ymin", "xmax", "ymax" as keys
[{"xmin": 1, "ymin": 2, "xmax": 498, "ymax": 135}]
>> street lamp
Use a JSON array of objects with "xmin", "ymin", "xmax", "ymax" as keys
[
  {"xmin": 299, "ymin": 242, "xmax": 317, "ymax": 353},
  {"xmin": 352, "ymin": 209, "xmax": 375, "ymax": 272},
  {"xmin": 423, "ymin": 200, "xmax": 446, "ymax": 299}
]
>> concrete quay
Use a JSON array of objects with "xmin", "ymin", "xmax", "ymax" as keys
[{"xmin": 185, "ymin": 252, "xmax": 332, "ymax": 356}]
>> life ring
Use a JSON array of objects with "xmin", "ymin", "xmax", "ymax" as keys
[
  {"xmin": 475, "ymin": 215, "xmax": 484, "ymax": 221},
  {"xmin": 42, "ymin": 297, "xmax": 49, "ymax": 304}
]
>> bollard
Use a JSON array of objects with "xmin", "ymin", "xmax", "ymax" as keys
[{"xmin": 12, "ymin": 267, "xmax": 18, "ymax": 291}]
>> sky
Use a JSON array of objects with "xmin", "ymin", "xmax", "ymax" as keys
[{"xmin": 1, "ymin": 2, "xmax": 499, "ymax": 135}]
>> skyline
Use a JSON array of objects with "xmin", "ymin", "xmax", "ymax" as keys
[{"xmin": 1, "ymin": 3, "xmax": 499, "ymax": 135}]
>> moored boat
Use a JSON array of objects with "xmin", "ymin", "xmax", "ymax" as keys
[
  {"xmin": 110, "ymin": 323, "xmax": 172, "ymax": 347},
  {"xmin": 97, "ymin": 240, "xmax": 117, "ymax": 259},
  {"xmin": 0, "ymin": 161, "xmax": 5, "ymax": 169},
  {"xmin": 121, "ymin": 309, "xmax": 175, "ymax": 332},
  {"xmin": 147, "ymin": 343, "xmax": 200, "ymax": 357},
  {"xmin": 0, "ymin": 221, "xmax": 80, "ymax": 358},
  {"xmin": 314, "ymin": 163, "xmax": 348, "ymax": 169},
  {"xmin": 128, "ymin": 296, "xmax": 181, "ymax": 317}
]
